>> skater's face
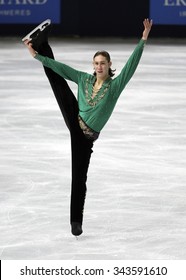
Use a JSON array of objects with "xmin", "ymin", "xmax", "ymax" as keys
[{"xmin": 93, "ymin": 55, "xmax": 112, "ymax": 79}]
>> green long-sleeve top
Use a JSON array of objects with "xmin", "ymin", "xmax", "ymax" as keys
[{"xmin": 35, "ymin": 39, "xmax": 146, "ymax": 132}]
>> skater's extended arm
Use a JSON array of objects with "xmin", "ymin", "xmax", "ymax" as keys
[
  {"xmin": 113, "ymin": 19, "xmax": 153, "ymax": 93},
  {"xmin": 24, "ymin": 40, "xmax": 81, "ymax": 83}
]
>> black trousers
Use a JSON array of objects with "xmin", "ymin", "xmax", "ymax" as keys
[{"xmin": 39, "ymin": 43, "xmax": 94, "ymax": 225}]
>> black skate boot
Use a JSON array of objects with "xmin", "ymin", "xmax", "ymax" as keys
[
  {"xmin": 71, "ymin": 222, "xmax": 83, "ymax": 236},
  {"xmin": 22, "ymin": 19, "xmax": 52, "ymax": 52}
]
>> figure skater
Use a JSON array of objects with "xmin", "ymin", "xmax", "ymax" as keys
[{"xmin": 22, "ymin": 18, "xmax": 152, "ymax": 236}]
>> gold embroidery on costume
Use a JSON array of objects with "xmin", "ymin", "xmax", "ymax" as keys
[
  {"xmin": 85, "ymin": 78, "xmax": 111, "ymax": 107},
  {"xmin": 78, "ymin": 115, "xmax": 99, "ymax": 141}
]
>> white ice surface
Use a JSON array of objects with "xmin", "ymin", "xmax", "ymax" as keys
[{"xmin": 0, "ymin": 37, "xmax": 186, "ymax": 260}]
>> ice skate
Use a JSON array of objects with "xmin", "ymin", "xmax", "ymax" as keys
[
  {"xmin": 22, "ymin": 19, "xmax": 51, "ymax": 51},
  {"xmin": 71, "ymin": 222, "xmax": 83, "ymax": 236}
]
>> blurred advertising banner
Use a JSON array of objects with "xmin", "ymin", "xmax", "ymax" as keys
[
  {"xmin": 0, "ymin": 0, "xmax": 61, "ymax": 24},
  {"xmin": 150, "ymin": 0, "xmax": 186, "ymax": 25}
]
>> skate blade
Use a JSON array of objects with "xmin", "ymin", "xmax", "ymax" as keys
[{"xmin": 22, "ymin": 19, "xmax": 51, "ymax": 42}]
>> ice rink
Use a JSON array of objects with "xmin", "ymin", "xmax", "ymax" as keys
[{"xmin": 0, "ymin": 36, "xmax": 186, "ymax": 260}]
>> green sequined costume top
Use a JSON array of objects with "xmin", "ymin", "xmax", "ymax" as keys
[{"xmin": 35, "ymin": 39, "xmax": 146, "ymax": 132}]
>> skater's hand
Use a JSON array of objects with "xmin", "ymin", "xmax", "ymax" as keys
[
  {"xmin": 142, "ymin": 18, "xmax": 153, "ymax": 40},
  {"xmin": 23, "ymin": 40, "xmax": 37, "ymax": 58}
]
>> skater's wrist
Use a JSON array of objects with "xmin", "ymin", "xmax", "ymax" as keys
[
  {"xmin": 27, "ymin": 45, "xmax": 38, "ymax": 58},
  {"xmin": 33, "ymin": 51, "xmax": 38, "ymax": 58}
]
